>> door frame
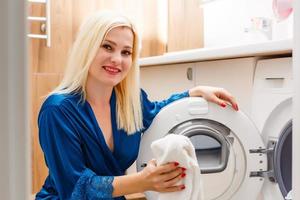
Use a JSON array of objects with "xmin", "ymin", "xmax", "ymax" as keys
[
  {"xmin": 293, "ymin": 0, "xmax": 300, "ymax": 199},
  {"xmin": 0, "ymin": 0, "xmax": 31, "ymax": 199}
]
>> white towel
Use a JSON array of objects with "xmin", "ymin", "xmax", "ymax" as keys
[
  {"xmin": 151, "ymin": 134, "xmax": 204, "ymax": 200},
  {"xmin": 285, "ymin": 190, "xmax": 292, "ymax": 200}
]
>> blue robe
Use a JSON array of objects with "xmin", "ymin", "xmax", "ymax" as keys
[{"xmin": 35, "ymin": 89, "xmax": 189, "ymax": 200}]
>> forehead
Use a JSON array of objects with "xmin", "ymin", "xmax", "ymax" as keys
[{"xmin": 104, "ymin": 26, "xmax": 134, "ymax": 47}]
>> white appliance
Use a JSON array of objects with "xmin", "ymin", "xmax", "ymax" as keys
[
  {"xmin": 251, "ymin": 57, "xmax": 292, "ymax": 200},
  {"xmin": 136, "ymin": 57, "xmax": 292, "ymax": 200}
]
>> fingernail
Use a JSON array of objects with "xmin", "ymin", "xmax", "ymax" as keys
[
  {"xmin": 174, "ymin": 162, "xmax": 179, "ymax": 166},
  {"xmin": 181, "ymin": 185, "xmax": 185, "ymax": 190},
  {"xmin": 232, "ymin": 103, "xmax": 239, "ymax": 111},
  {"xmin": 235, "ymin": 104, "xmax": 239, "ymax": 111},
  {"xmin": 181, "ymin": 167, "xmax": 186, "ymax": 171},
  {"xmin": 181, "ymin": 173, "xmax": 186, "ymax": 178},
  {"xmin": 220, "ymin": 102, "xmax": 226, "ymax": 108}
]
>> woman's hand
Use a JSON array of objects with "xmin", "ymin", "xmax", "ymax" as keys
[
  {"xmin": 189, "ymin": 86, "xmax": 239, "ymax": 111},
  {"xmin": 138, "ymin": 159, "xmax": 186, "ymax": 193}
]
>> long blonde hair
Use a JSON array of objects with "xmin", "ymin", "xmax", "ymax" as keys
[{"xmin": 51, "ymin": 11, "xmax": 143, "ymax": 134}]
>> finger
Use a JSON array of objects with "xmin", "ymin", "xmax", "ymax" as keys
[
  {"xmin": 222, "ymin": 95, "xmax": 239, "ymax": 111},
  {"xmin": 217, "ymin": 90, "xmax": 239, "ymax": 111},
  {"xmin": 156, "ymin": 162, "xmax": 179, "ymax": 174},
  {"xmin": 160, "ymin": 167, "xmax": 183, "ymax": 182},
  {"xmin": 216, "ymin": 89, "xmax": 233, "ymax": 101},
  {"xmin": 162, "ymin": 172, "xmax": 185, "ymax": 187},
  {"xmin": 208, "ymin": 95, "xmax": 226, "ymax": 108},
  {"xmin": 161, "ymin": 185, "xmax": 185, "ymax": 193}
]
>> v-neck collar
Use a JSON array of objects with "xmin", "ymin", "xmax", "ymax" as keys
[{"xmin": 85, "ymin": 90, "xmax": 119, "ymax": 156}]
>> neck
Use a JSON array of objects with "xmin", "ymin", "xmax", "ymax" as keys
[{"xmin": 86, "ymin": 78, "xmax": 113, "ymax": 106}]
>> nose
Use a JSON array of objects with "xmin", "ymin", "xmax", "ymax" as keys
[{"xmin": 110, "ymin": 52, "xmax": 122, "ymax": 65}]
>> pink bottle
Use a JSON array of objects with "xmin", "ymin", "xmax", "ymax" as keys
[{"xmin": 273, "ymin": 0, "xmax": 293, "ymax": 21}]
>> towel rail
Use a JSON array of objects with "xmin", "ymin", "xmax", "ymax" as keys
[
  {"xmin": 27, "ymin": 0, "xmax": 51, "ymax": 47},
  {"xmin": 28, "ymin": 34, "xmax": 47, "ymax": 39},
  {"xmin": 28, "ymin": 0, "xmax": 46, "ymax": 4},
  {"xmin": 27, "ymin": 16, "xmax": 47, "ymax": 21}
]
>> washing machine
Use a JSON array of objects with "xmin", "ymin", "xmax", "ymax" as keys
[
  {"xmin": 251, "ymin": 57, "xmax": 292, "ymax": 200},
  {"xmin": 136, "ymin": 57, "xmax": 292, "ymax": 200}
]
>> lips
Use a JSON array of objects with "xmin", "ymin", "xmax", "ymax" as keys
[{"xmin": 103, "ymin": 66, "xmax": 121, "ymax": 74}]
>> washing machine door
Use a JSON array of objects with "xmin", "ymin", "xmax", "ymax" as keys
[
  {"xmin": 136, "ymin": 97, "xmax": 268, "ymax": 200},
  {"xmin": 260, "ymin": 98, "xmax": 292, "ymax": 199}
]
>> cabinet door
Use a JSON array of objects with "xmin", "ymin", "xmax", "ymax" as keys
[
  {"xmin": 195, "ymin": 58, "xmax": 257, "ymax": 115},
  {"xmin": 140, "ymin": 63, "xmax": 195, "ymax": 101},
  {"xmin": 168, "ymin": 0, "xmax": 204, "ymax": 52}
]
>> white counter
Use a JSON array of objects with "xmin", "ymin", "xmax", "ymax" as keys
[{"xmin": 139, "ymin": 39, "xmax": 293, "ymax": 67}]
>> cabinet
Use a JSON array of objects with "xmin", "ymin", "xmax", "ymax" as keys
[
  {"xmin": 140, "ymin": 63, "xmax": 196, "ymax": 100},
  {"xmin": 194, "ymin": 57, "xmax": 257, "ymax": 115},
  {"xmin": 141, "ymin": 57, "xmax": 257, "ymax": 115}
]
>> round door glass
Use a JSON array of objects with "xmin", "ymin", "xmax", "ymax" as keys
[
  {"xmin": 274, "ymin": 120, "xmax": 292, "ymax": 198},
  {"xmin": 169, "ymin": 119, "xmax": 246, "ymax": 200}
]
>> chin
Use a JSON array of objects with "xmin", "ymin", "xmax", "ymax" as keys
[{"xmin": 103, "ymin": 79, "xmax": 122, "ymax": 87}]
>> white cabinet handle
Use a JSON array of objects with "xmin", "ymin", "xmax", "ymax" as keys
[
  {"xmin": 187, "ymin": 67, "xmax": 193, "ymax": 81},
  {"xmin": 27, "ymin": 0, "xmax": 51, "ymax": 47}
]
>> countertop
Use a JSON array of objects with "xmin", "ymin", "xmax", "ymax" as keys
[{"xmin": 139, "ymin": 39, "xmax": 293, "ymax": 67}]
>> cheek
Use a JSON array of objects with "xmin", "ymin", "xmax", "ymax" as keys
[
  {"xmin": 94, "ymin": 53, "xmax": 108, "ymax": 64},
  {"xmin": 121, "ymin": 59, "xmax": 132, "ymax": 73}
]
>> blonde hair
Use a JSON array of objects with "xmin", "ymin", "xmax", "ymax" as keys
[{"xmin": 51, "ymin": 11, "xmax": 143, "ymax": 134}]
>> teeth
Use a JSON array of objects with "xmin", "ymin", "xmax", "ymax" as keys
[{"xmin": 104, "ymin": 66, "xmax": 119, "ymax": 73}]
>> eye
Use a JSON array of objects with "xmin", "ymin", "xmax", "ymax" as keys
[
  {"xmin": 122, "ymin": 50, "xmax": 132, "ymax": 56},
  {"xmin": 102, "ymin": 44, "xmax": 112, "ymax": 51}
]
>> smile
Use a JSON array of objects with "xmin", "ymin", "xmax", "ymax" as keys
[{"xmin": 103, "ymin": 66, "xmax": 121, "ymax": 74}]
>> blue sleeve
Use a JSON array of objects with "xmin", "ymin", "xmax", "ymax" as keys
[
  {"xmin": 141, "ymin": 89, "xmax": 189, "ymax": 131},
  {"xmin": 38, "ymin": 106, "xmax": 114, "ymax": 200}
]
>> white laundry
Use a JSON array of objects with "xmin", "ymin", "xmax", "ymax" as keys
[
  {"xmin": 151, "ymin": 134, "xmax": 204, "ymax": 200},
  {"xmin": 285, "ymin": 190, "xmax": 292, "ymax": 200}
]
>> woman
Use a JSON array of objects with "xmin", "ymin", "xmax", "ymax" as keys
[{"xmin": 36, "ymin": 11, "xmax": 238, "ymax": 200}]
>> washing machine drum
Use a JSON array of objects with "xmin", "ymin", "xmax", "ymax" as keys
[
  {"xmin": 136, "ymin": 97, "xmax": 268, "ymax": 200},
  {"xmin": 274, "ymin": 121, "xmax": 292, "ymax": 197},
  {"xmin": 260, "ymin": 97, "xmax": 293, "ymax": 199}
]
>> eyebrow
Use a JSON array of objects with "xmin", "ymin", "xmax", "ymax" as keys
[{"xmin": 103, "ymin": 39, "xmax": 133, "ymax": 49}]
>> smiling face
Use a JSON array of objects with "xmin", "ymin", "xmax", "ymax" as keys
[{"xmin": 88, "ymin": 26, "xmax": 134, "ymax": 88}]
